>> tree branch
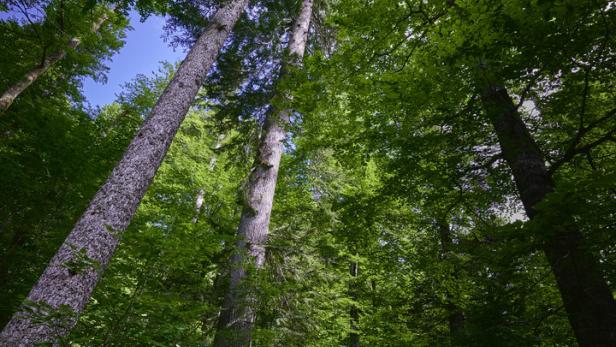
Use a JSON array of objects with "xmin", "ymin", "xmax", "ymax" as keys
[{"xmin": 549, "ymin": 124, "xmax": 616, "ymax": 175}]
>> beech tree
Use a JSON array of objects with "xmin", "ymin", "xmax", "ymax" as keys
[
  {"xmin": 0, "ymin": 0, "xmax": 248, "ymax": 344},
  {"xmin": 299, "ymin": 0, "xmax": 616, "ymax": 345},
  {"xmin": 1, "ymin": 0, "xmax": 615, "ymax": 345},
  {"xmin": 480, "ymin": 82, "xmax": 616, "ymax": 346}
]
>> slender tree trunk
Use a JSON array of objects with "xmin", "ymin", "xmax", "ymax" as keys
[
  {"xmin": 213, "ymin": 1, "xmax": 313, "ymax": 345},
  {"xmin": 0, "ymin": 6, "xmax": 114, "ymax": 112},
  {"xmin": 209, "ymin": 133, "xmax": 226, "ymax": 170},
  {"xmin": 193, "ymin": 134, "xmax": 225, "ymax": 224},
  {"xmin": 0, "ymin": 1, "xmax": 248, "ymax": 345},
  {"xmin": 480, "ymin": 84, "xmax": 616, "ymax": 347},
  {"xmin": 192, "ymin": 189, "xmax": 205, "ymax": 224},
  {"xmin": 437, "ymin": 222, "xmax": 464, "ymax": 340},
  {"xmin": 349, "ymin": 261, "xmax": 360, "ymax": 347}
]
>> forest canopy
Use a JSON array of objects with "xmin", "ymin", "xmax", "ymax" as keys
[{"xmin": 0, "ymin": 0, "xmax": 615, "ymax": 346}]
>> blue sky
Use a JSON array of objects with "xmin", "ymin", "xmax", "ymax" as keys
[{"xmin": 81, "ymin": 12, "xmax": 184, "ymax": 107}]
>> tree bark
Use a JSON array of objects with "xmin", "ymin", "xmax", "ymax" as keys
[
  {"xmin": 0, "ymin": 6, "xmax": 114, "ymax": 112},
  {"xmin": 213, "ymin": 1, "xmax": 313, "ymax": 346},
  {"xmin": 480, "ymin": 84, "xmax": 616, "ymax": 347},
  {"xmin": 349, "ymin": 261, "xmax": 360, "ymax": 347},
  {"xmin": 192, "ymin": 189, "xmax": 205, "ymax": 224},
  {"xmin": 0, "ymin": 1, "xmax": 248, "ymax": 345}
]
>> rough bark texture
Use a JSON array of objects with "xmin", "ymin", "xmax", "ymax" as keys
[
  {"xmin": 481, "ymin": 84, "xmax": 616, "ymax": 347},
  {"xmin": 349, "ymin": 261, "xmax": 360, "ymax": 347},
  {"xmin": 213, "ymin": 1, "xmax": 313, "ymax": 346},
  {"xmin": 0, "ymin": 8, "xmax": 112, "ymax": 113},
  {"xmin": 0, "ymin": 1, "xmax": 248, "ymax": 345}
]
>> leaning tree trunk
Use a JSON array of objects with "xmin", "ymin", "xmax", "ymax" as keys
[
  {"xmin": 213, "ymin": 0, "xmax": 313, "ymax": 345},
  {"xmin": 0, "ymin": 0, "xmax": 248, "ymax": 345},
  {"xmin": 481, "ymin": 84, "xmax": 616, "ymax": 347},
  {"xmin": 0, "ymin": 5, "xmax": 115, "ymax": 112}
]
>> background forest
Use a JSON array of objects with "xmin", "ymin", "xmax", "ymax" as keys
[{"xmin": 0, "ymin": 0, "xmax": 615, "ymax": 346}]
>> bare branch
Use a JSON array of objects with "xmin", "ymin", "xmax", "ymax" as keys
[{"xmin": 550, "ymin": 125, "xmax": 616, "ymax": 174}]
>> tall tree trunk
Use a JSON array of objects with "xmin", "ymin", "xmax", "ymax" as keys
[
  {"xmin": 0, "ymin": 1, "xmax": 248, "ymax": 345},
  {"xmin": 349, "ymin": 261, "xmax": 360, "ymax": 347},
  {"xmin": 437, "ymin": 221, "xmax": 464, "ymax": 340},
  {"xmin": 480, "ymin": 84, "xmax": 616, "ymax": 347},
  {"xmin": 0, "ymin": 5, "xmax": 115, "ymax": 112},
  {"xmin": 213, "ymin": 1, "xmax": 313, "ymax": 345}
]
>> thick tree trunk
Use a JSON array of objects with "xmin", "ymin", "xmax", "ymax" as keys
[
  {"xmin": 481, "ymin": 84, "xmax": 616, "ymax": 347},
  {"xmin": 213, "ymin": 1, "xmax": 313, "ymax": 346},
  {"xmin": 349, "ymin": 261, "xmax": 360, "ymax": 347},
  {"xmin": 437, "ymin": 222, "xmax": 464, "ymax": 340},
  {"xmin": 0, "ymin": 6, "xmax": 114, "ymax": 112},
  {"xmin": 0, "ymin": 1, "xmax": 248, "ymax": 345}
]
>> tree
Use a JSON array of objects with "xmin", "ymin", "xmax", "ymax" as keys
[
  {"xmin": 0, "ymin": 0, "xmax": 125, "ymax": 112},
  {"xmin": 479, "ymin": 81, "xmax": 616, "ymax": 346},
  {"xmin": 69, "ymin": 71, "xmax": 244, "ymax": 345},
  {"xmin": 213, "ymin": 0, "xmax": 314, "ymax": 345},
  {"xmin": 2, "ymin": 0, "xmax": 615, "ymax": 345},
  {"xmin": 295, "ymin": 0, "xmax": 616, "ymax": 344},
  {"xmin": 0, "ymin": 87, "xmax": 138, "ymax": 330},
  {"xmin": 0, "ymin": 0, "xmax": 248, "ymax": 344},
  {"xmin": 0, "ymin": 1, "xmax": 133, "ymax": 325}
]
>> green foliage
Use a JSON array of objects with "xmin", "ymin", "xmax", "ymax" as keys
[
  {"xmin": 63, "ymin": 245, "xmax": 103, "ymax": 276},
  {"xmin": 0, "ymin": 0, "xmax": 128, "ymax": 103},
  {"xmin": 1, "ymin": 0, "xmax": 615, "ymax": 346},
  {"xmin": 20, "ymin": 300, "xmax": 77, "ymax": 346},
  {"xmin": 0, "ymin": 95, "xmax": 137, "ymax": 328},
  {"xmin": 66, "ymin": 65, "xmax": 247, "ymax": 346}
]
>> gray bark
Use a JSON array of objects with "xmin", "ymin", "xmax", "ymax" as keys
[
  {"xmin": 0, "ymin": 0, "xmax": 248, "ymax": 345},
  {"xmin": 0, "ymin": 7, "xmax": 113, "ymax": 112},
  {"xmin": 213, "ymin": 1, "xmax": 313, "ymax": 345},
  {"xmin": 481, "ymin": 84, "xmax": 616, "ymax": 347}
]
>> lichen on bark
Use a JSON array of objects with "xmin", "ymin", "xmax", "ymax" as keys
[
  {"xmin": 0, "ymin": 0, "xmax": 249, "ymax": 345},
  {"xmin": 213, "ymin": 0, "xmax": 314, "ymax": 346}
]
